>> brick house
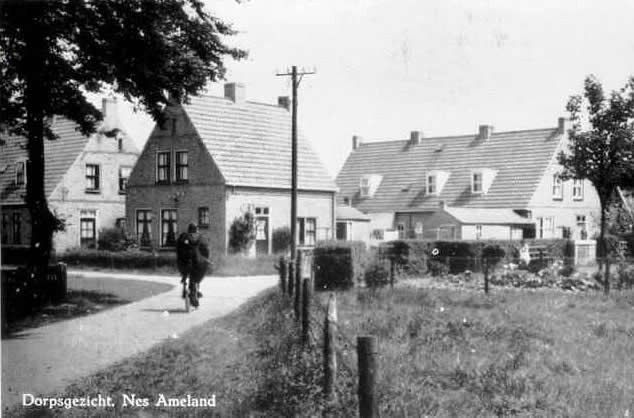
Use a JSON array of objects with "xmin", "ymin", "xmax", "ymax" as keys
[
  {"xmin": 336, "ymin": 119, "xmax": 601, "ymax": 241},
  {"xmin": 125, "ymin": 83, "xmax": 337, "ymax": 256},
  {"xmin": 0, "ymin": 99, "xmax": 139, "ymax": 254}
]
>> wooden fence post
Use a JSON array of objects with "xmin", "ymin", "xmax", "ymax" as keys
[
  {"xmin": 288, "ymin": 260, "xmax": 295, "ymax": 298},
  {"xmin": 324, "ymin": 294, "xmax": 337, "ymax": 399},
  {"xmin": 279, "ymin": 256, "xmax": 287, "ymax": 294},
  {"xmin": 358, "ymin": 336, "xmax": 378, "ymax": 418},
  {"xmin": 390, "ymin": 259, "xmax": 395, "ymax": 289},
  {"xmin": 483, "ymin": 258, "xmax": 489, "ymax": 294},
  {"xmin": 294, "ymin": 257, "xmax": 302, "ymax": 321},
  {"xmin": 302, "ymin": 278, "xmax": 311, "ymax": 346}
]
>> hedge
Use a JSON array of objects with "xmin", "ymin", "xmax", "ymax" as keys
[
  {"xmin": 60, "ymin": 249, "xmax": 178, "ymax": 270},
  {"xmin": 379, "ymin": 239, "xmax": 575, "ymax": 274},
  {"xmin": 314, "ymin": 240, "xmax": 367, "ymax": 290}
]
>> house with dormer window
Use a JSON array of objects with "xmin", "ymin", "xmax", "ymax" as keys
[
  {"xmin": 0, "ymin": 98, "xmax": 139, "ymax": 255},
  {"xmin": 126, "ymin": 83, "xmax": 336, "ymax": 255},
  {"xmin": 336, "ymin": 118, "xmax": 601, "ymax": 241}
]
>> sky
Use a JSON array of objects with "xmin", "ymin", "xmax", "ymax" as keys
[{"xmin": 97, "ymin": 0, "xmax": 634, "ymax": 177}]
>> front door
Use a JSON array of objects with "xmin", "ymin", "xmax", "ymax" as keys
[
  {"xmin": 80, "ymin": 217, "xmax": 96, "ymax": 248},
  {"xmin": 255, "ymin": 216, "xmax": 269, "ymax": 255}
]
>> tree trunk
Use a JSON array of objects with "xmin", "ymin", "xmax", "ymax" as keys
[
  {"xmin": 24, "ymin": 9, "xmax": 56, "ymax": 285},
  {"xmin": 599, "ymin": 199, "xmax": 609, "ymax": 295}
]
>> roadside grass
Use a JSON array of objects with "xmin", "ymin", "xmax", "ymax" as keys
[
  {"xmin": 10, "ymin": 286, "xmax": 634, "ymax": 417},
  {"xmin": 3, "ymin": 276, "xmax": 173, "ymax": 338}
]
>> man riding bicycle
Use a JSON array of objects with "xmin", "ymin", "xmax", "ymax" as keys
[{"xmin": 176, "ymin": 223, "xmax": 210, "ymax": 309}]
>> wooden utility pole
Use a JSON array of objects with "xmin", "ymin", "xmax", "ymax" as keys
[{"xmin": 276, "ymin": 66, "xmax": 316, "ymax": 260}]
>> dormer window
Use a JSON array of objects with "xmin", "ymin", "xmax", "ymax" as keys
[
  {"xmin": 359, "ymin": 174, "xmax": 382, "ymax": 198},
  {"xmin": 426, "ymin": 170, "xmax": 449, "ymax": 196},
  {"xmin": 471, "ymin": 168, "xmax": 497, "ymax": 194},
  {"xmin": 472, "ymin": 172, "xmax": 483, "ymax": 194},
  {"xmin": 552, "ymin": 174, "xmax": 563, "ymax": 200},
  {"xmin": 426, "ymin": 175, "xmax": 436, "ymax": 194}
]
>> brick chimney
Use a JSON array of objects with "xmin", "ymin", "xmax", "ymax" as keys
[
  {"xmin": 278, "ymin": 96, "xmax": 290, "ymax": 110},
  {"xmin": 352, "ymin": 135, "xmax": 363, "ymax": 150},
  {"xmin": 224, "ymin": 82, "xmax": 245, "ymax": 103},
  {"xmin": 102, "ymin": 97, "xmax": 120, "ymax": 131},
  {"xmin": 558, "ymin": 117, "xmax": 569, "ymax": 136},
  {"xmin": 478, "ymin": 124, "xmax": 494, "ymax": 140},
  {"xmin": 410, "ymin": 130, "xmax": 423, "ymax": 145}
]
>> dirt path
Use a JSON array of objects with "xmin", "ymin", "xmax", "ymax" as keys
[{"xmin": 1, "ymin": 271, "xmax": 276, "ymax": 409}]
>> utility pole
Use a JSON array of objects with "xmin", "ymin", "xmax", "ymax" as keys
[{"xmin": 276, "ymin": 65, "xmax": 316, "ymax": 260}]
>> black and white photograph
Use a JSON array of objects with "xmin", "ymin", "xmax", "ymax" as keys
[{"xmin": 1, "ymin": 0, "xmax": 634, "ymax": 416}]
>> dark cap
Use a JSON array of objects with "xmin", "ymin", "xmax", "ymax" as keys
[{"xmin": 188, "ymin": 223, "xmax": 198, "ymax": 233}]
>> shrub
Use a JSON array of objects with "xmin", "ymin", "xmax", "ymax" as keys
[
  {"xmin": 314, "ymin": 241, "xmax": 366, "ymax": 290},
  {"xmin": 482, "ymin": 244, "xmax": 506, "ymax": 270},
  {"xmin": 379, "ymin": 240, "xmax": 429, "ymax": 277},
  {"xmin": 228, "ymin": 211, "xmax": 256, "ymax": 254},
  {"xmin": 428, "ymin": 260, "xmax": 449, "ymax": 277},
  {"xmin": 97, "ymin": 227, "xmax": 136, "ymax": 252},
  {"xmin": 363, "ymin": 259, "xmax": 391, "ymax": 288},
  {"xmin": 616, "ymin": 263, "xmax": 634, "ymax": 289},
  {"xmin": 272, "ymin": 227, "xmax": 292, "ymax": 254}
]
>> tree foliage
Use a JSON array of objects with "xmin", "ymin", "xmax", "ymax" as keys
[
  {"xmin": 0, "ymin": 0, "xmax": 245, "ymax": 276},
  {"xmin": 558, "ymin": 75, "xmax": 634, "ymax": 293},
  {"xmin": 228, "ymin": 211, "xmax": 256, "ymax": 254}
]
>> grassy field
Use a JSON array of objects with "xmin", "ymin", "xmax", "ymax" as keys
[{"xmin": 10, "ymin": 286, "xmax": 634, "ymax": 417}]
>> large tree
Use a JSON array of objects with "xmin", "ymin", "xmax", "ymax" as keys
[
  {"xmin": 558, "ymin": 75, "xmax": 634, "ymax": 294},
  {"xmin": 0, "ymin": 0, "xmax": 245, "ymax": 279}
]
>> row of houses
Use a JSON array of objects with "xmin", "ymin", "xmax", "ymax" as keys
[{"xmin": 1, "ymin": 82, "xmax": 609, "ymax": 258}]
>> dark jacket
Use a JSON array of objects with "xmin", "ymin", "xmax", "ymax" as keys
[{"xmin": 176, "ymin": 232, "xmax": 209, "ymax": 279}]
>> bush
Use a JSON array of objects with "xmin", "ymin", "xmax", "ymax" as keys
[
  {"xmin": 314, "ymin": 241, "xmax": 366, "ymax": 290},
  {"xmin": 228, "ymin": 211, "xmax": 256, "ymax": 254},
  {"xmin": 272, "ymin": 227, "xmax": 292, "ymax": 254},
  {"xmin": 428, "ymin": 260, "xmax": 449, "ymax": 277},
  {"xmin": 60, "ymin": 248, "xmax": 177, "ymax": 270},
  {"xmin": 98, "ymin": 227, "xmax": 136, "ymax": 252},
  {"xmin": 616, "ymin": 263, "xmax": 634, "ymax": 289},
  {"xmin": 363, "ymin": 259, "xmax": 391, "ymax": 288},
  {"xmin": 379, "ymin": 240, "xmax": 429, "ymax": 277},
  {"xmin": 482, "ymin": 244, "xmax": 505, "ymax": 269}
]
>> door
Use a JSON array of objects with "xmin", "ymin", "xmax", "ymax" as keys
[
  {"xmin": 80, "ymin": 217, "xmax": 96, "ymax": 248},
  {"xmin": 255, "ymin": 216, "xmax": 269, "ymax": 255}
]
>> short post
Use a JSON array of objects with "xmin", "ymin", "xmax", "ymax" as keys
[
  {"xmin": 279, "ymin": 256, "xmax": 287, "ymax": 294},
  {"xmin": 324, "ymin": 294, "xmax": 337, "ymax": 399},
  {"xmin": 288, "ymin": 260, "xmax": 295, "ymax": 298},
  {"xmin": 358, "ymin": 336, "xmax": 378, "ymax": 418},
  {"xmin": 390, "ymin": 259, "xmax": 395, "ymax": 289},
  {"xmin": 302, "ymin": 278, "xmax": 311, "ymax": 346},
  {"xmin": 483, "ymin": 258, "xmax": 489, "ymax": 294}
]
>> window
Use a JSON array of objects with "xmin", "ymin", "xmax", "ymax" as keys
[
  {"xmin": 472, "ymin": 172, "xmax": 483, "ymax": 193},
  {"xmin": 198, "ymin": 207, "xmax": 210, "ymax": 227},
  {"xmin": 85, "ymin": 164, "xmax": 100, "ymax": 192},
  {"xmin": 12, "ymin": 213, "xmax": 21, "ymax": 244},
  {"xmin": 427, "ymin": 175, "xmax": 436, "ymax": 194},
  {"xmin": 175, "ymin": 151, "xmax": 188, "ymax": 182},
  {"xmin": 297, "ymin": 217, "xmax": 316, "ymax": 246},
  {"xmin": 572, "ymin": 179, "xmax": 584, "ymax": 200},
  {"xmin": 119, "ymin": 166, "xmax": 132, "ymax": 194},
  {"xmin": 476, "ymin": 224, "xmax": 482, "ymax": 240},
  {"xmin": 342, "ymin": 197, "xmax": 350, "ymax": 206},
  {"xmin": 157, "ymin": 151, "xmax": 171, "ymax": 184},
  {"xmin": 359, "ymin": 177, "xmax": 370, "ymax": 197},
  {"xmin": 336, "ymin": 221, "xmax": 352, "ymax": 241},
  {"xmin": 255, "ymin": 206, "xmax": 269, "ymax": 216},
  {"xmin": 1, "ymin": 213, "xmax": 9, "ymax": 244},
  {"xmin": 536, "ymin": 217, "xmax": 554, "ymax": 239},
  {"xmin": 15, "ymin": 161, "xmax": 26, "ymax": 187},
  {"xmin": 117, "ymin": 137, "xmax": 123, "ymax": 152},
  {"xmin": 397, "ymin": 223, "xmax": 405, "ymax": 239},
  {"xmin": 160, "ymin": 209, "xmax": 177, "ymax": 247},
  {"xmin": 115, "ymin": 218, "xmax": 126, "ymax": 230},
  {"xmin": 576, "ymin": 215, "xmax": 588, "ymax": 239},
  {"xmin": 552, "ymin": 174, "xmax": 563, "ymax": 199},
  {"xmin": 415, "ymin": 222, "xmax": 423, "ymax": 235},
  {"xmin": 136, "ymin": 210, "xmax": 152, "ymax": 246}
]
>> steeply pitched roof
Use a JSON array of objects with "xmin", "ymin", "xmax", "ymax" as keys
[
  {"xmin": 0, "ymin": 118, "xmax": 90, "ymax": 205},
  {"xmin": 336, "ymin": 127, "xmax": 562, "ymax": 213},
  {"xmin": 444, "ymin": 207, "xmax": 533, "ymax": 225},
  {"xmin": 183, "ymin": 95, "xmax": 336, "ymax": 191}
]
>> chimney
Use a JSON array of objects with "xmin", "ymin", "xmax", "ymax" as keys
[
  {"xmin": 410, "ymin": 130, "xmax": 423, "ymax": 145},
  {"xmin": 558, "ymin": 117, "xmax": 569, "ymax": 136},
  {"xmin": 224, "ymin": 82, "xmax": 245, "ymax": 103},
  {"xmin": 352, "ymin": 135, "xmax": 363, "ymax": 150},
  {"xmin": 101, "ymin": 97, "xmax": 120, "ymax": 131},
  {"xmin": 278, "ymin": 96, "xmax": 290, "ymax": 110},
  {"xmin": 478, "ymin": 124, "xmax": 494, "ymax": 140}
]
